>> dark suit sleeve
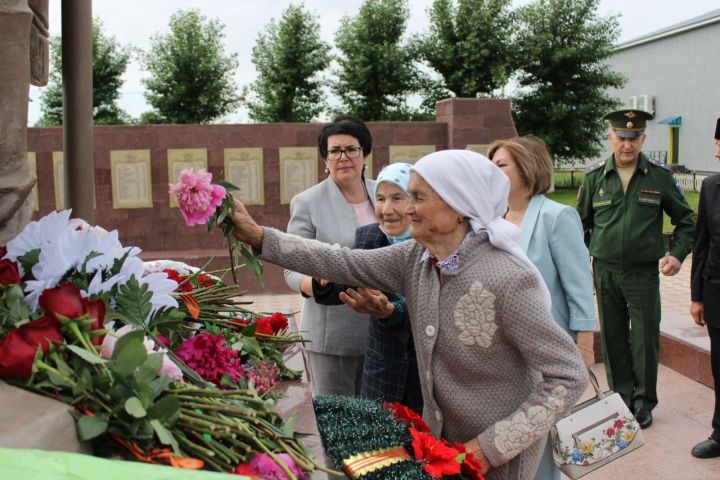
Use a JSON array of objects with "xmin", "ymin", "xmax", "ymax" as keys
[
  {"xmin": 313, "ymin": 225, "xmax": 371, "ymax": 306},
  {"xmin": 691, "ymin": 181, "xmax": 709, "ymax": 301},
  {"xmin": 664, "ymin": 175, "xmax": 696, "ymax": 262}
]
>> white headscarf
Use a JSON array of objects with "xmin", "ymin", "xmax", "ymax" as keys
[{"xmin": 411, "ymin": 149, "xmax": 551, "ymax": 307}]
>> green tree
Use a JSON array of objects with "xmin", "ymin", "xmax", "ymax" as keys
[
  {"xmin": 244, "ymin": 4, "xmax": 330, "ymax": 122},
  {"xmin": 332, "ymin": 0, "xmax": 428, "ymax": 120},
  {"xmin": 141, "ymin": 10, "xmax": 239, "ymax": 124},
  {"xmin": 512, "ymin": 0, "xmax": 625, "ymax": 163},
  {"xmin": 37, "ymin": 19, "xmax": 130, "ymax": 126},
  {"xmin": 416, "ymin": 0, "xmax": 515, "ymax": 98}
]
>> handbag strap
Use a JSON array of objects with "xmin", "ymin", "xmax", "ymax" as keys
[{"xmin": 587, "ymin": 368, "xmax": 606, "ymax": 399}]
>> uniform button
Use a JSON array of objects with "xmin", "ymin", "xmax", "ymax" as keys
[
  {"xmin": 425, "ymin": 325, "xmax": 435, "ymax": 337},
  {"xmin": 435, "ymin": 410, "xmax": 442, "ymax": 421},
  {"xmin": 425, "ymin": 370, "xmax": 431, "ymax": 381}
]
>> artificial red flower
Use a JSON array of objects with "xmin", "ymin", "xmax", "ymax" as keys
[
  {"xmin": 0, "ymin": 316, "xmax": 63, "ymax": 379},
  {"xmin": 197, "ymin": 274, "xmax": 215, "ymax": 288},
  {"xmin": 39, "ymin": 283, "xmax": 85, "ymax": 320},
  {"xmin": 0, "ymin": 246, "xmax": 21, "ymax": 285},
  {"xmin": 385, "ymin": 401, "xmax": 430, "ymax": 433},
  {"xmin": 452, "ymin": 441, "xmax": 486, "ymax": 480},
  {"xmin": 233, "ymin": 463, "xmax": 260, "ymax": 477},
  {"xmin": 410, "ymin": 428, "xmax": 462, "ymax": 478}
]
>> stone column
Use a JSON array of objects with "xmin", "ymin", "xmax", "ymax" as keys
[
  {"xmin": 435, "ymin": 98, "xmax": 517, "ymax": 150},
  {"xmin": 0, "ymin": 0, "xmax": 44, "ymax": 244}
]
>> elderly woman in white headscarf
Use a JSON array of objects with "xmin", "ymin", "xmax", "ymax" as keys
[{"xmin": 230, "ymin": 150, "xmax": 588, "ymax": 479}]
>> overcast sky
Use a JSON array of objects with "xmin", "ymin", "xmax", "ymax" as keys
[{"xmin": 27, "ymin": 0, "xmax": 720, "ymax": 124}]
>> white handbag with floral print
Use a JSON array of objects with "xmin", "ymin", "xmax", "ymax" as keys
[{"xmin": 551, "ymin": 369, "xmax": 645, "ymax": 479}]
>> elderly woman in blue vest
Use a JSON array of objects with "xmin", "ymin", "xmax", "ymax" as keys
[
  {"xmin": 489, "ymin": 136, "xmax": 596, "ymax": 480},
  {"xmin": 313, "ymin": 163, "xmax": 423, "ymax": 413},
  {"xmin": 284, "ymin": 116, "xmax": 375, "ymax": 398},
  {"xmin": 230, "ymin": 150, "xmax": 588, "ymax": 479}
]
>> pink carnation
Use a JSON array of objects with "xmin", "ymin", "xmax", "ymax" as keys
[
  {"xmin": 169, "ymin": 169, "xmax": 226, "ymax": 226},
  {"xmin": 174, "ymin": 332, "xmax": 243, "ymax": 385},
  {"xmin": 249, "ymin": 453, "xmax": 306, "ymax": 479}
]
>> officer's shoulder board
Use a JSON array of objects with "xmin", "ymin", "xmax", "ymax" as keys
[
  {"xmin": 585, "ymin": 160, "xmax": 605, "ymax": 174},
  {"xmin": 647, "ymin": 159, "xmax": 672, "ymax": 172}
]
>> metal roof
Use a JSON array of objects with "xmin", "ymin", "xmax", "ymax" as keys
[{"xmin": 615, "ymin": 8, "xmax": 720, "ymax": 51}]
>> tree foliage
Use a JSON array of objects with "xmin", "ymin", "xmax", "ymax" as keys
[
  {"xmin": 416, "ymin": 0, "xmax": 515, "ymax": 98},
  {"xmin": 332, "ymin": 0, "xmax": 429, "ymax": 121},
  {"xmin": 244, "ymin": 4, "xmax": 330, "ymax": 122},
  {"xmin": 141, "ymin": 10, "xmax": 239, "ymax": 124},
  {"xmin": 512, "ymin": 0, "xmax": 625, "ymax": 163},
  {"xmin": 38, "ymin": 19, "xmax": 130, "ymax": 126}
]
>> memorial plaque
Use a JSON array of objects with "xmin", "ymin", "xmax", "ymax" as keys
[
  {"xmin": 167, "ymin": 148, "xmax": 208, "ymax": 207},
  {"xmin": 52, "ymin": 151, "xmax": 64, "ymax": 210},
  {"xmin": 388, "ymin": 145, "xmax": 435, "ymax": 165},
  {"xmin": 110, "ymin": 150, "xmax": 153, "ymax": 209},
  {"xmin": 224, "ymin": 148, "xmax": 264, "ymax": 205},
  {"xmin": 27, "ymin": 152, "xmax": 39, "ymax": 211},
  {"xmin": 279, "ymin": 147, "xmax": 317, "ymax": 205},
  {"xmin": 466, "ymin": 144, "xmax": 490, "ymax": 155}
]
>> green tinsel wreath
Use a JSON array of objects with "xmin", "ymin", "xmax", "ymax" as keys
[{"xmin": 313, "ymin": 395, "xmax": 464, "ymax": 480}]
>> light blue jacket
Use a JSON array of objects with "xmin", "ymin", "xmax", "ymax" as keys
[{"xmin": 519, "ymin": 195, "xmax": 596, "ymax": 339}]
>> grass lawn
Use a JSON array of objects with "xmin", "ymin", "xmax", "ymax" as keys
[{"xmin": 547, "ymin": 189, "xmax": 699, "ymax": 233}]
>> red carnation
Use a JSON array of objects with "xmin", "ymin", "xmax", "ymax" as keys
[
  {"xmin": 254, "ymin": 317, "xmax": 274, "ymax": 335},
  {"xmin": 385, "ymin": 401, "xmax": 430, "ymax": 433},
  {"xmin": 254, "ymin": 313, "xmax": 288, "ymax": 336},
  {"xmin": 410, "ymin": 428, "xmax": 462, "ymax": 478},
  {"xmin": 163, "ymin": 269, "xmax": 193, "ymax": 292},
  {"xmin": 0, "ymin": 316, "xmax": 63, "ymax": 379}
]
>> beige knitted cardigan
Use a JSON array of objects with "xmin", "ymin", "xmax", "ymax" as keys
[{"xmin": 258, "ymin": 228, "xmax": 588, "ymax": 479}]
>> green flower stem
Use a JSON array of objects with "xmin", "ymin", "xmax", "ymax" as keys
[
  {"xmin": 65, "ymin": 321, "xmax": 97, "ymax": 354},
  {"xmin": 180, "ymin": 409, "xmax": 239, "ymax": 429},
  {"xmin": 179, "ymin": 399, "xmax": 264, "ymax": 413},
  {"xmin": 175, "ymin": 432, "xmax": 229, "ymax": 472},
  {"xmin": 278, "ymin": 439, "xmax": 315, "ymax": 472},
  {"xmin": 188, "ymin": 431, "xmax": 237, "ymax": 465},
  {"xmin": 173, "ymin": 431, "xmax": 217, "ymax": 459}
]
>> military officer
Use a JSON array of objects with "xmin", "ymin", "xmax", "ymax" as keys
[{"xmin": 577, "ymin": 109, "xmax": 695, "ymax": 429}]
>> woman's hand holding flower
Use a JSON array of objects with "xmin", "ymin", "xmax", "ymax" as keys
[
  {"xmin": 463, "ymin": 437, "xmax": 492, "ymax": 474},
  {"xmin": 230, "ymin": 200, "xmax": 264, "ymax": 247}
]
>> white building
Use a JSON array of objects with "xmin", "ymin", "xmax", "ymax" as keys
[{"xmin": 602, "ymin": 8, "xmax": 720, "ymax": 172}]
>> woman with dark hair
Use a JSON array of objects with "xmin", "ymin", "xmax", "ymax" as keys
[{"xmin": 284, "ymin": 115, "xmax": 375, "ymax": 398}]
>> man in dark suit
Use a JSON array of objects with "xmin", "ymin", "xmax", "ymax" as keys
[{"xmin": 690, "ymin": 117, "xmax": 720, "ymax": 459}]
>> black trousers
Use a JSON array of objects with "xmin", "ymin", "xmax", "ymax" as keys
[{"xmin": 709, "ymin": 324, "xmax": 720, "ymax": 442}]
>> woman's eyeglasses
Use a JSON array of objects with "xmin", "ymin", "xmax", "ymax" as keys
[{"xmin": 326, "ymin": 146, "xmax": 363, "ymax": 161}]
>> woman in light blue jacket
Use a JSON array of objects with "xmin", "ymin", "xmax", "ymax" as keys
[{"xmin": 489, "ymin": 136, "xmax": 596, "ymax": 480}]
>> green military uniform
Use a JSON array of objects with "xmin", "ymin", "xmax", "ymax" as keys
[{"xmin": 577, "ymin": 111, "xmax": 695, "ymax": 414}]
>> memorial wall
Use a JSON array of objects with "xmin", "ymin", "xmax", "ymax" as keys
[{"xmin": 27, "ymin": 98, "xmax": 517, "ymax": 292}]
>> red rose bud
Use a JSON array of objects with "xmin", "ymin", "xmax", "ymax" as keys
[
  {"xmin": 39, "ymin": 283, "xmax": 85, "ymax": 320},
  {"xmin": 0, "ymin": 316, "xmax": 63, "ymax": 379},
  {"xmin": 0, "ymin": 257, "xmax": 21, "ymax": 285},
  {"xmin": 84, "ymin": 297, "xmax": 107, "ymax": 345}
]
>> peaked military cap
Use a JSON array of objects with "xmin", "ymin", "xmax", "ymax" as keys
[
  {"xmin": 715, "ymin": 117, "xmax": 720, "ymax": 140},
  {"xmin": 603, "ymin": 109, "xmax": 654, "ymax": 138}
]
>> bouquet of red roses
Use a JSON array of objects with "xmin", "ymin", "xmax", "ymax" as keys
[{"xmin": 313, "ymin": 396, "xmax": 485, "ymax": 480}]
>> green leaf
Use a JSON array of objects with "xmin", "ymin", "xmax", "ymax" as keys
[
  {"xmin": 77, "ymin": 414, "xmax": 109, "ymax": 440},
  {"xmin": 235, "ymin": 242, "xmax": 263, "ymax": 286},
  {"xmin": 110, "ymin": 330, "xmax": 148, "ymax": 377},
  {"xmin": 214, "ymin": 179, "xmax": 240, "ymax": 191},
  {"xmin": 136, "ymin": 351, "xmax": 163, "ymax": 386},
  {"xmin": 113, "ymin": 277, "xmax": 153, "ymax": 327},
  {"xmin": 17, "ymin": 249, "xmax": 40, "ymax": 279},
  {"xmin": 241, "ymin": 322, "xmax": 258, "ymax": 337},
  {"xmin": 125, "ymin": 397, "xmax": 148, "ymax": 418},
  {"xmin": 150, "ymin": 419, "xmax": 180, "ymax": 455},
  {"xmin": 147, "ymin": 394, "xmax": 180, "ymax": 424},
  {"xmin": 281, "ymin": 414, "xmax": 297, "ymax": 438},
  {"xmin": 149, "ymin": 375, "xmax": 173, "ymax": 399},
  {"xmin": 240, "ymin": 336, "xmax": 263, "ymax": 359},
  {"xmin": 66, "ymin": 344, "xmax": 109, "ymax": 365}
]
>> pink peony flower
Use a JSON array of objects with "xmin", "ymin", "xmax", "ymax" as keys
[
  {"xmin": 174, "ymin": 332, "xmax": 244, "ymax": 385},
  {"xmin": 169, "ymin": 169, "xmax": 226, "ymax": 226},
  {"xmin": 249, "ymin": 453, "xmax": 306, "ymax": 479}
]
